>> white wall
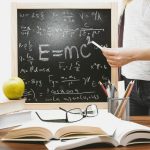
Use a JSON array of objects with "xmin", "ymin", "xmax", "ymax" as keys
[
  {"xmin": 0, "ymin": 0, "xmax": 11, "ymax": 99},
  {"xmin": 0, "ymin": 0, "xmax": 119, "ymax": 99}
]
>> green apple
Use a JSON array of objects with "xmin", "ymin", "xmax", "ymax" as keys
[{"xmin": 3, "ymin": 77, "xmax": 25, "ymax": 100}]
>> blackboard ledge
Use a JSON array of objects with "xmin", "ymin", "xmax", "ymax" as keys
[{"xmin": 24, "ymin": 102, "xmax": 107, "ymax": 109}]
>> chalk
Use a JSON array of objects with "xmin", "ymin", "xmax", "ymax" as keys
[{"xmin": 91, "ymin": 41, "xmax": 103, "ymax": 50}]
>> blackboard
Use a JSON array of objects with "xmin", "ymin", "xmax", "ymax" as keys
[{"xmin": 12, "ymin": 2, "xmax": 118, "ymax": 107}]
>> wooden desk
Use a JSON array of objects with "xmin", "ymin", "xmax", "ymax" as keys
[{"xmin": 0, "ymin": 116, "xmax": 150, "ymax": 150}]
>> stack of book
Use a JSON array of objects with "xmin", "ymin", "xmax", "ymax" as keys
[
  {"xmin": 0, "ymin": 99, "xmax": 25, "ymax": 115},
  {"xmin": 0, "ymin": 99, "xmax": 31, "ymax": 129}
]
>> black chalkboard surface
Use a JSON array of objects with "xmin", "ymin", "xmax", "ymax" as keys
[{"xmin": 17, "ymin": 9, "xmax": 111, "ymax": 103}]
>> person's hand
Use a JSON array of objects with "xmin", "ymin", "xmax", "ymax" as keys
[{"xmin": 101, "ymin": 48, "xmax": 135, "ymax": 67}]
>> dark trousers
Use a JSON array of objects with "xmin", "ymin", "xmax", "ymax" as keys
[{"xmin": 122, "ymin": 76, "xmax": 150, "ymax": 116}]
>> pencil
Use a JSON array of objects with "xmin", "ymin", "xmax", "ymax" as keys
[
  {"xmin": 116, "ymin": 80, "xmax": 135, "ymax": 119},
  {"xmin": 99, "ymin": 81, "xmax": 108, "ymax": 96},
  {"xmin": 123, "ymin": 81, "xmax": 133, "ymax": 98},
  {"xmin": 114, "ymin": 80, "xmax": 133, "ymax": 116}
]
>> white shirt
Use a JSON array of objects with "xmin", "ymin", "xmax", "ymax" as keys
[{"xmin": 121, "ymin": 0, "xmax": 150, "ymax": 81}]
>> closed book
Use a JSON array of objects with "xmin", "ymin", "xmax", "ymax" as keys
[
  {"xmin": 0, "ymin": 99, "xmax": 25, "ymax": 115},
  {"xmin": 0, "ymin": 110, "xmax": 32, "ymax": 129}
]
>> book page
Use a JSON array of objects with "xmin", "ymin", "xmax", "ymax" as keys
[
  {"xmin": 32, "ymin": 109, "xmax": 119, "ymax": 137},
  {"xmin": 113, "ymin": 120, "xmax": 150, "ymax": 145},
  {"xmin": 46, "ymin": 136, "xmax": 119, "ymax": 150},
  {"xmin": 2, "ymin": 121, "xmax": 53, "ymax": 141},
  {"xmin": 45, "ymin": 110, "xmax": 120, "ymax": 138},
  {"xmin": 121, "ymin": 132, "xmax": 150, "ymax": 146},
  {"xmin": 34, "ymin": 110, "xmax": 66, "ymax": 120}
]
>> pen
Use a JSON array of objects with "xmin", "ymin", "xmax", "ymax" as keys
[
  {"xmin": 110, "ymin": 85, "xmax": 117, "ymax": 98},
  {"xmin": 107, "ymin": 80, "xmax": 113, "ymax": 98},
  {"xmin": 99, "ymin": 81, "xmax": 108, "ymax": 97},
  {"xmin": 106, "ymin": 80, "xmax": 113, "ymax": 98},
  {"xmin": 106, "ymin": 84, "xmax": 111, "ymax": 98},
  {"xmin": 91, "ymin": 41, "xmax": 103, "ymax": 50}
]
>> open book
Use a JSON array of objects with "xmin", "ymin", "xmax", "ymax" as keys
[
  {"xmin": 2, "ymin": 111, "xmax": 118, "ymax": 141},
  {"xmin": 2, "ymin": 111, "xmax": 150, "ymax": 148},
  {"xmin": 46, "ymin": 119, "xmax": 150, "ymax": 150}
]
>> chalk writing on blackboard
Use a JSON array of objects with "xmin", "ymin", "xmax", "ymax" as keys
[{"xmin": 17, "ymin": 9, "xmax": 111, "ymax": 103}]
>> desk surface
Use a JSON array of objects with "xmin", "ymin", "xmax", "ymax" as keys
[{"xmin": 0, "ymin": 116, "xmax": 150, "ymax": 150}]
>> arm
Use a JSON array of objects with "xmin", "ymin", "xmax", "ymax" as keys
[{"xmin": 102, "ymin": 48, "xmax": 150, "ymax": 67}]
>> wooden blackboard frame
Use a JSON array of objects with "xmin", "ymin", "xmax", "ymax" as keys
[{"xmin": 11, "ymin": 2, "xmax": 118, "ymax": 109}]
